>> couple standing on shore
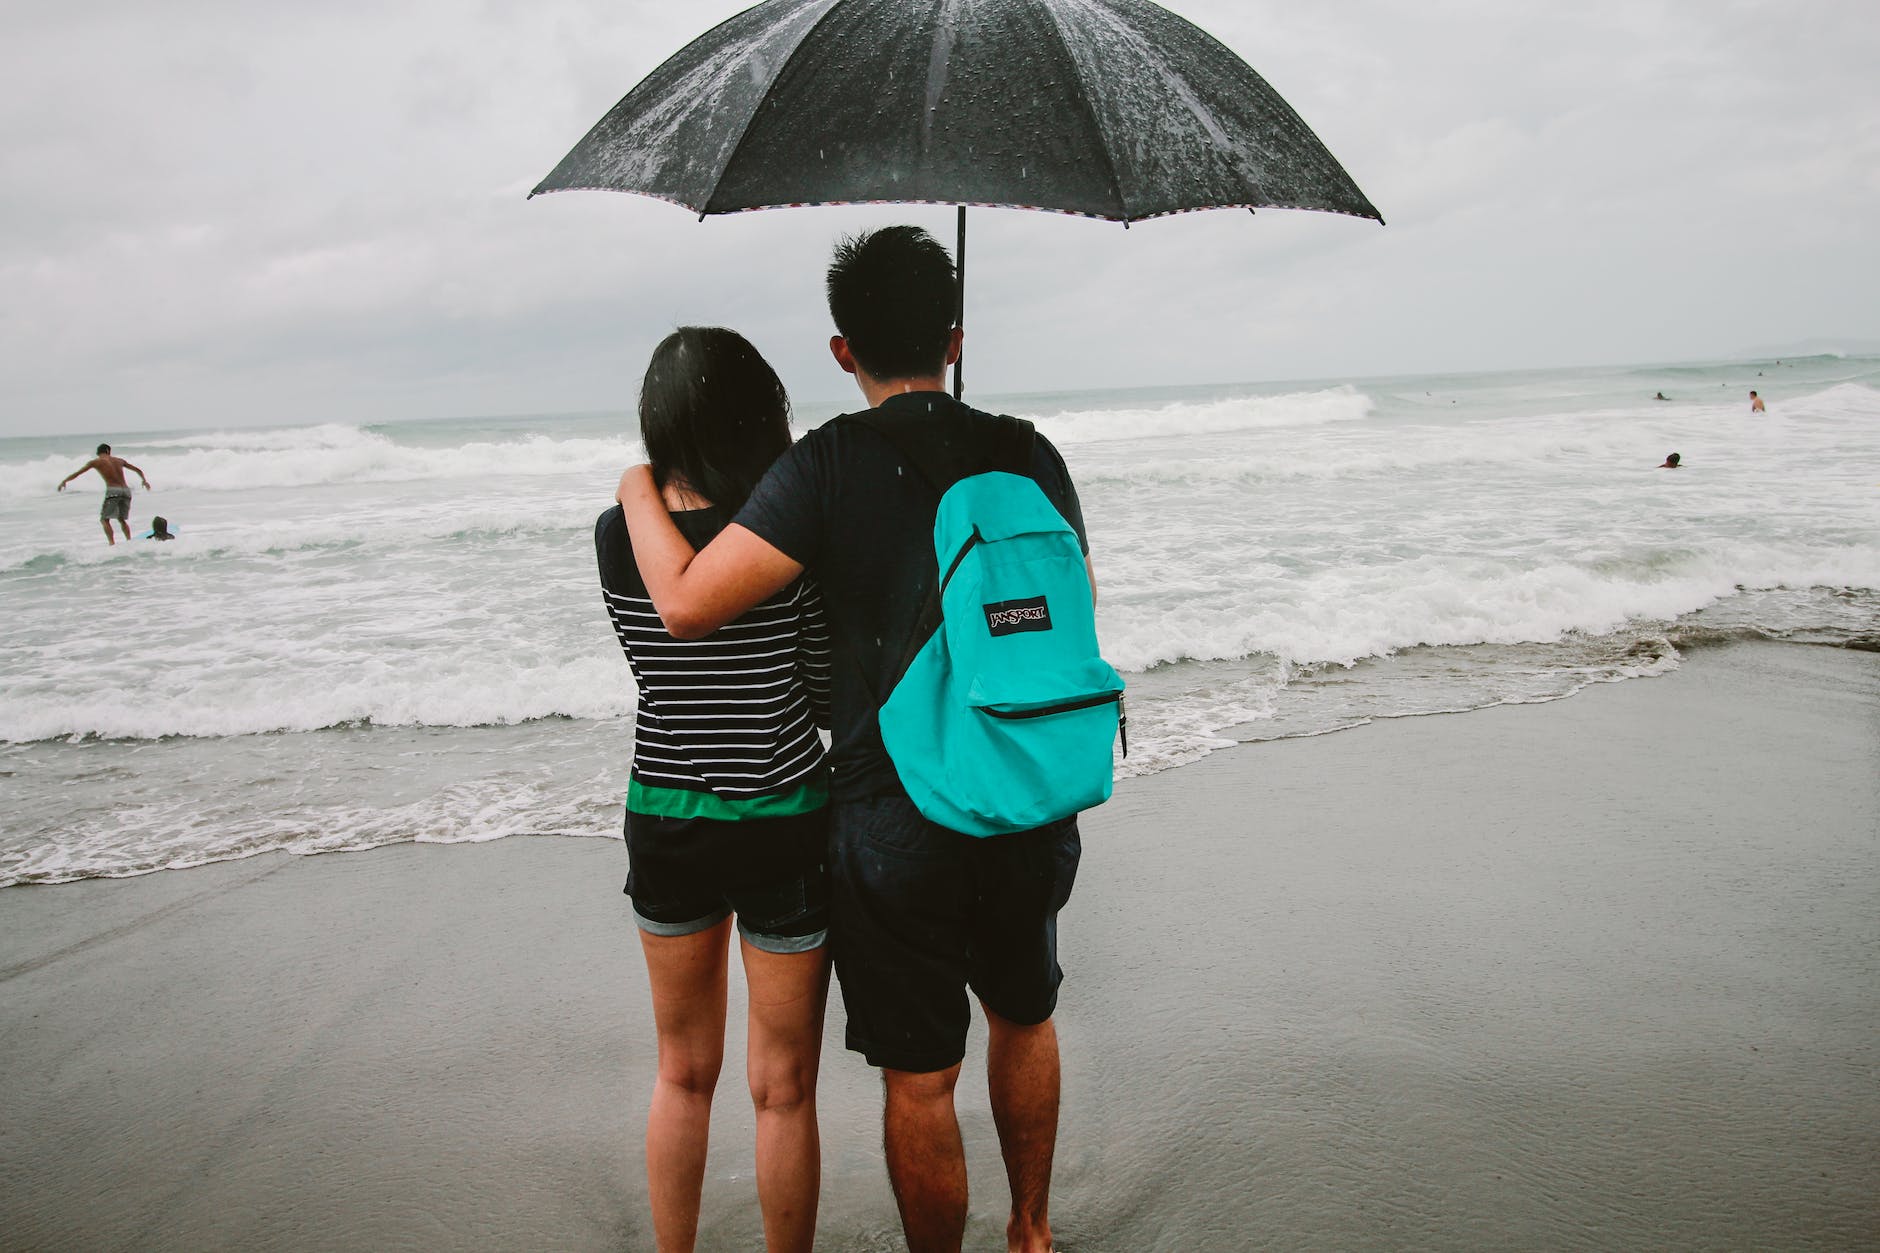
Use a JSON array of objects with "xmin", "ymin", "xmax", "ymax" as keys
[{"xmin": 596, "ymin": 226, "xmax": 1095, "ymax": 1253}]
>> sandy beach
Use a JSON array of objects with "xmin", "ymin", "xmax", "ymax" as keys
[{"xmin": 3, "ymin": 639, "xmax": 1875, "ymax": 1251}]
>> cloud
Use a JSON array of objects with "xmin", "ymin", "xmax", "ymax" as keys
[{"xmin": 1, "ymin": 0, "xmax": 1877, "ymax": 435}]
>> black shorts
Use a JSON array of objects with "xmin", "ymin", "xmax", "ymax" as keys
[
  {"xmin": 623, "ymin": 806, "xmax": 829, "ymax": 955},
  {"xmin": 829, "ymin": 793, "xmax": 1080, "ymax": 1073}
]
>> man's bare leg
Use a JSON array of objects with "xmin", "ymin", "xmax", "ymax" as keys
[
  {"xmin": 118, "ymin": 519, "xmax": 132, "ymax": 542},
  {"xmin": 101, "ymin": 518, "xmax": 115, "ymax": 545},
  {"xmin": 882, "ymin": 1064, "xmax": 967, "ymax": 1253},
  {"xmin": 983, "ymin": 1006, "xmax": 1059, "ymax": 1253}
]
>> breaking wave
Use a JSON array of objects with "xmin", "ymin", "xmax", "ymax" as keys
[
  {"xmin": 1028, "ymin": 387, "xmax": 1374, "ymax": 446},
  {"xmin": 0, "ymin": 424, "xmax": 643, "ymax": 496},
  {"xmin": 0, "ymin": 653, "xmax": 633, "ymax": 744}
]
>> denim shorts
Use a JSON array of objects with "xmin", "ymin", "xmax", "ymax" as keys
[
  {"xmin": 828, "ymin": 793, "xmax": 1080, "ymax": 1073},
  {"xmin": 623, "ymin": 806, "xmax": 829, "ymax": 955}
]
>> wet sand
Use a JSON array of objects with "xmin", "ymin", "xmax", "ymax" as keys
[{"xmin": 2, "ymin": 641, "xmax": 1875, "ymax": 1251}]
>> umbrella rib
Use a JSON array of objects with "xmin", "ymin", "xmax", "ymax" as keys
[
  {"xmin": 699, "ymin": 0, "xmax": 851, "ymax": 218},
  {"xmin": 1025, "ymin": 0, "xmax": 1130, "ymax": 223}
]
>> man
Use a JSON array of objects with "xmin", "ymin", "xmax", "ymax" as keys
[
  {"xmin": 58, "ymin": 443, "xmax": 151, "ymax": 545},
  {"xmin": 1658, "ymin": 452, "xmax": 1682, "ymax": 469},
  {"xmin": 1750, "ymin": 390, "xmax": 1766, "ymax": 413},
  {"xmin": 617, "ymin": 226, "xmax": 1088, "ymax": 1253}
]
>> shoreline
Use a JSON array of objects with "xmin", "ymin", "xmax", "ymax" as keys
[
  {"xmin": 9, "ymin": 632, "xmax": 1870, "ymax": 890},
  {"xmin": 2, "ymin": 640, "xmax": 1875, "ymax": 1249}
]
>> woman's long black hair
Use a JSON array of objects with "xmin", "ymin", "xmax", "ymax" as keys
[{"xmin": 638, "ymin": 327, "xmax": 792, "ymax": 515}]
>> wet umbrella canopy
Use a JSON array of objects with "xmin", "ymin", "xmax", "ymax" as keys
[{"xmin": 532, "ymin": 0, "xmax": 1381, "ymax": 390}]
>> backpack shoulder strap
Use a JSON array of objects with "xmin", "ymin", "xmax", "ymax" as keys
[
  {"xmin": 979, "ymin": 413, "xmax": 1037, "ymax": 478},
  {"xmin": 837, "ymin": 410, "xmax": 1036, "ymax": 497},
  {"xmin": 827, "ymin": 409, "xmax": 1038, "ymax": 706}
]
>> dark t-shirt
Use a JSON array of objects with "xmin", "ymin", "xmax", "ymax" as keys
[{"xmin": 734, "ymin": 391, "xmax": 1088, "ymax": 801}]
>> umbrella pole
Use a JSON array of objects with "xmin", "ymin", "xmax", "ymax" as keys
[{"xmin": 954, "ymin": 205, "xmax": 966, "ymax": 400}]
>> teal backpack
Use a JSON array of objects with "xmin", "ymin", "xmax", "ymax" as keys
[{"xmin": 844, "ymin": 411, "xmax": 1126, "ymax": 837}]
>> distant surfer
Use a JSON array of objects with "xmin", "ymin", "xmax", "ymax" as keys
[
  {"xmin": 1659, "ymin": 453, "xmax": 1682, "ymax": 469},
  {"xmin": 1750, "ymin": 390, "xmax": 1766, "ymax": 413},
  {"xmin": 1654, "ymin": 392, "xmax": 1669, "ymax": 401},
  {"xmin": 57, "ymin": 443, "xmax": 151, "ymax": 545}
]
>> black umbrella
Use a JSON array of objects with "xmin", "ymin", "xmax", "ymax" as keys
[{"xmin": 532, "ymin": 0, "xmax": 1381, "ymax": 397}]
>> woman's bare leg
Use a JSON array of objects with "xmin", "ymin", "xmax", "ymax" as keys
[
  {"xmin": 742, "ymin": 937, "xmax": 830, "ymax": 1253},
  {"xmin": 641, "ymin": 918, "xmax": 732, "ymax": 1253}
]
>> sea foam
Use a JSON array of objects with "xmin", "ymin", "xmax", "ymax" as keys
[
  {"xmin": 1030, "ymin": 386, "xmax": 1373, "ymax": 446},
  {"xmin": 0, "ymin": 426, "xmax": 644, "ymax": 497},
  {"xmin": 2, "ymin": 357, "xmax": 1876, "ymax": 883}
]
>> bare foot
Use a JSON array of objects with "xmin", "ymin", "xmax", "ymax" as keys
[{"xmin": 1008, "ymin": 1216, "xmax": 1054, "ymax": 1253}]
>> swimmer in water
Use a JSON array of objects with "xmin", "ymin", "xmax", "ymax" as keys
[
  {"xmin": 1659, "ymin": 453, "xmax": 1682, "ymax": 469},
  {"xmin": 1750, "ymin": 391, "xmax": 1766, "ymax": 413},
  {"xmin": 1654, "ymin": 392, "xmax": 1669, "ymax": 401}
]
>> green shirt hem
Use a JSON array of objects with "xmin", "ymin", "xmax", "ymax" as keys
[{"xmin": 627, "ymin": 778, "xmax": 827, "ymax": 821}]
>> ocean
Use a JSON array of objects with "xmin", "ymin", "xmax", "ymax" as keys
[{"xmin": 3, "ymin": 354, "xmax": 1876, "ymax": 887}]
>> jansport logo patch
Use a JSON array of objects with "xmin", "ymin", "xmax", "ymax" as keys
[{"xmin": 985, "ymin": 596, "xmax": 1053, "ymax": 637}]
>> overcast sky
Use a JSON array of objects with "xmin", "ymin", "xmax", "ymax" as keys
[{"xmin": 1, "ymin": 0, "xmax": 1875, "ymax": 437}]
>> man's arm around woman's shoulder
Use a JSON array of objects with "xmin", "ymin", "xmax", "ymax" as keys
[{"xmin": 616, "ymin": 465, "xmax": 804, "ymax": 640}]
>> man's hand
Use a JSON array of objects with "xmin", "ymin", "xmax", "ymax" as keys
[{"xmin": 55, "ymin": 481, "xmax": 65, "ymax": 492}]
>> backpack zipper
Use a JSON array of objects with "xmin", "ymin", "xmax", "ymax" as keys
[{"xmin": 981, "ymin": 691, "xmax": 1123, "ymax": 719}]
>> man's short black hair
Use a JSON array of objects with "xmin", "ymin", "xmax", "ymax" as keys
[
  {"xmin": 96, "ymin": 443, "xmax": 110, "ymax": 455},
  {"xmin": 826, "ymin": 226, "xmax": 957, "ymax": 381}
]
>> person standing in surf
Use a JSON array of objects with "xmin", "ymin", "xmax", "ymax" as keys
[
  {"xmin": 57, "ymin": 443, "xmax": 151, "ymax": 545},
  {"xmin": 596, "ymin": 327, "xmax": 833, "ymax": 1253}
]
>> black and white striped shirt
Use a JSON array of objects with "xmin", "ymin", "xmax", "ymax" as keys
[{"xmin": 596, "ymin": 504, "xmax": 830, "ymax": 802}]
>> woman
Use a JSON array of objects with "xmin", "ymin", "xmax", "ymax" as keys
[{"xmin": 595, "ymin": 327, "xmax": 832, "ymax": 1253}]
